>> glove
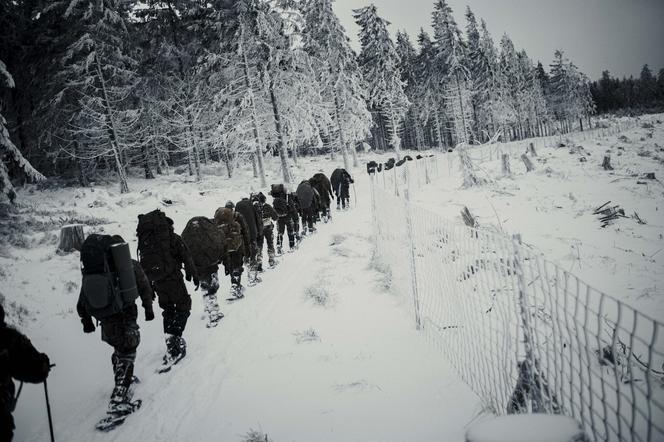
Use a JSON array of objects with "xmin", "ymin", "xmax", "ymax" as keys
[
  {"xmin": 144, "ymin": 307, "xmax": 155, "ymax": 322},
  {"xmin": 193, "ymin": 278, "xmax": 200, "ymax": 290},
  {"xmin": 82, "ymin": 317, "xmax": 95, "ymax": 334}
]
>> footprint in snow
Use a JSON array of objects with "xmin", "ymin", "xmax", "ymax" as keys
[{"xmin": 333, "ymin": 379, "xmax": 382, "ymax": 393}]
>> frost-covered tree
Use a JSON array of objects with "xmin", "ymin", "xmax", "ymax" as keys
[
  {"xmin": 0, "ymin": 59, "xmax": 45, "ymax": 201},
  {"xmin": 53, "ymin": 0, "xmax": 140, "ymax": 193},
  {"xmin": 431, "ymin": 0, "xmax": 471, "ymax": 144},
  {"xmin": 354, "ymin": 4, "xmax": 409, "ymax": 158},
  {"xmin": 414, "ymin": 29, "xmax": 446, "ymax": 149},
  {"xmin": 548, "ymin": 50, "xmax": 595, "ymax": 127},
  {"xmin": 133, "ymin": 0, "xmax": 211, "ymax": 182},
  {"xmin": 517, "ymin": 50, "xmax": 548, "ymax": 137},
  {"xmin": 396, "ymin": 30, "xmax": 423, "ymax": 149},
  {"xmin": 302, "ymin": 0, "xmax": 372, "ymax": 169}
]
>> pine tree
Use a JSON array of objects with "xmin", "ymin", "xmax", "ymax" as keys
[
  {"xmin": 302, "ymin": 0, "xmax": 372, "ymax": 169},
  {"xmin": 0, "ymin": 59, "xmax": 45, "ymax": 202},
  {"xmin": 395, "ymin": 30, "xmax": 422, "ymax": 149},
  {"xmin": 431, "ymin": 0, "xmax": 471, "ymax": 144},
  {"xmin": 354, "ymin": 4, "xmax": 409, "ymax": 158},
  {"xmin": 414, "ymin": 29, "xmax": 445, "ymax": 149},
  {"xmin": 548, "ymin": 50, "xmax": 594, "ymax": 129}
]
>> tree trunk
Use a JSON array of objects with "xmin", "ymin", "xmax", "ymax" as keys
[
  {"xmin": 334, "ymin": 95, "xmax": 351, "ymax": 171},
  {"xmin": 242, "ymin": 50, "xmax": 267, "ymax": 187},
  {"xmin": 142, "ymin": 144, "xmax": 154, "ymax": 179},
  {"xmin": 252, "ymin": 154, "xmax": 258, "ymax": 178},
  {"xmin": 351, "ymin": 142, "xmax": 359, "ymax": 168},
  {"xmin": 58, "ymin": 224, "xmax": 85, "ymax": 253},
  {"xmin": 268, "ymin": 74, "xmax": 290, "ymax": 184},
  {"xmin": 94, "ymin": 54, "xmax": 129, "ymax": 194},
  {"xmin": 433, "ymin": 111, "xmax": 444, "ymax": 151}
]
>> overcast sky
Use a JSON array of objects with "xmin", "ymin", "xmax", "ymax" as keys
[{"xmin": 331, "ymin": 0, "xmax": 664, "ymax": 80}]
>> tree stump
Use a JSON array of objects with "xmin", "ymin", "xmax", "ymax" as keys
[
  {"xmin": 602, "ymin": 155, "xmax": 613, "ymax": 170},
  {"xmin": 58, "ymin": 224, "xmax": 85, "ymax": 253},
  {"xmin": 521, "ymin": 154, "xmax": 535, "ymax": 172},
  {"xmin": 501, "ymin": 154, "xmax": 511, "ymax": 176},
  {"xmin": 528, "ymin": 142, "xmax": 537, "ymax": 156}
]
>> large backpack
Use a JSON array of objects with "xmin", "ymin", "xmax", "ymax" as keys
[
  {"xmin": 182, "ymin": 217, "xmax": 226, "ymax": 272},
  {"xmin": 80, "ymin": 234, "xmax": 124, "ymax": 320},
  {"xmin": 136, "ymin": 209, "xmax": 176, "ymax": 281},
  {"xmin": 214, "ymin": 208, "xmax": 244, "ymax": 253}
]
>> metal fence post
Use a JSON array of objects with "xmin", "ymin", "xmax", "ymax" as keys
[{"xmin": 404, "ymin": 188, "xmax": 422, "ymax": 330}]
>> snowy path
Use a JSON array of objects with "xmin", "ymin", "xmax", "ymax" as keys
[{"xmin": 16, "ymin": 172, "xmax": 480, "ymax": 442}]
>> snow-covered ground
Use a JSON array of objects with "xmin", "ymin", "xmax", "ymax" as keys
[
  {"xmin": 408, "ymin": 116, "xmax": 664, "ymax": 318},
  {"xmin": 4, "ymin": 155, "xmax": 480, "ymax": 441},
  {"xmin": 4, "ymin": 116, "xmax": 664, "ymax": 441}
]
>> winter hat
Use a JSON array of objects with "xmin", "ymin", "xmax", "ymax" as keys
[{"xmin": 225, "ymin": 201, "xmax": 235, "ymax": 209}]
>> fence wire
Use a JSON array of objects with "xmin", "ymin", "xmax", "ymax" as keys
[{"xmin": 369, "ymin": 144, "xmax": 663, "ymax": 442}]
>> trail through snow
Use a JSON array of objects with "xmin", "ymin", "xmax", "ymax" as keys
[{"xmin": 14, "ymin": 169, "xmax": 480, "ymax": 442}]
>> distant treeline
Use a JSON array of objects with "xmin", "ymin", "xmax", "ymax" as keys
[{"xmin": 591, "ymin": 65, "xmax": 664, "ymax": 114}]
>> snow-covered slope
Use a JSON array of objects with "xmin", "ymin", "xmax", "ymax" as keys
[
  {"xmin": 6, "ymin": 156, "xmax": 480, "ymax": 441},
  {"xmin": 410, "ymin": 117, "xmax": 664, "ymax": 318}
]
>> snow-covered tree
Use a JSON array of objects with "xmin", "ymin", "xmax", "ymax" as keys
[
  {"xmin": 431, "ymin": 0, "xmax": 471, "ymax": 144},
  {"xmin": 53, "ymin": 0, "xmax": 140, "ymax": 194},
  {"xmin": 0, "ymin": 59, "xmax": 45, "ymax": 201},
  {"xmin": 414, "ymin": 29, "xmax": 446, "ymax": 149},
  {"xmin": 548, "ymin": 50, "xmax": 595, "ymax": 126},
  {"xmin": 302, "ymin": 0, "xmax": 372, "ymax": 169},
  {"xmin": 354, "ymin": 4, "xmax": 409, "ymax": 158},
  {"xmin": 396, "ymin": 30, "xmax": 423, "ymax": 149}
]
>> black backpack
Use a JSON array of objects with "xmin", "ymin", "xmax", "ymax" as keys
[
  {"xmin": 137, "ymin": 209, "xmax": 176, "ymax": 281},
  {"xmin": 80, "ymin": 234, "xmax": 124, "ymax": 320},
  {"xmin": 182, "ymin": 217, "xmax": 226, "ymax": 272}
]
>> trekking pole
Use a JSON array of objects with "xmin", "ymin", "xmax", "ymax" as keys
[
  {"xmin": 352, "ymin": 183, "xmax": 357, "ymax": 208},
  {"xmin": 44, "ymin": 365, "xmax": 56, "ymax": 442}
]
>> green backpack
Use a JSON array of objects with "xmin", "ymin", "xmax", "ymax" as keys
[{"xmin": 182, "ymin": 217, "xmax": 226, "ymax": 271}]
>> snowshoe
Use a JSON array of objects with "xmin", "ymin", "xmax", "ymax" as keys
[
  {"xmin": 206, "ymin": 312, "xmax": 224, "ymax": 328},
  {"xmin": 95, "ymin": 400, "xmax": 142, "ymax": 432},
  {"xmin": 268, "ymin": 258, "xmax": 278, "ymax": 269},
  {"xmin": 157, "ymin": 337, "xmax": 186, "ymax": 374},
  {"xmin": 157, "ymin": 352, "xmax": 185, "ymax": 374},
  {"xmin": 247, "ymin": 273, "xmax": 262, "ymax": 287},
  {"xmin": 226, "ymin": 285, "xmax": 245, "ymax": 301}
]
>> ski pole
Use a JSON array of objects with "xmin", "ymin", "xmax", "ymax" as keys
[
  {"xmin": 44, "ymin": 363, "xmax": 56, "ymax": 442},
  {"xmin": 44, "ymin": 379, "xmax": 55, "ymax": 442}
]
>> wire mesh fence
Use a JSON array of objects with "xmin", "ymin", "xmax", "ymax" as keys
[{"xmin": 369, "ymin": 141, "xmax": 663, "ymax": 442}]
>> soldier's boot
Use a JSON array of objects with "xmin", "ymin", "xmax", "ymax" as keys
[
  {"xmin": 288, "ymin": 233, "xmax": 296, "ymax": 251},
  {"xmin": 276, "ymin": 235, "xmax": 283, "ymax": 255},
  {"xmin": 204, "ymin": 293, "xmax": 224, "ymax": 325},
  {"xmin": 268, "ymin": 251, "xmax": 277, "ymax": 268},
  {"xmin": 110, "ymin": 352, "xmax": 136, "ymax": 412},
  {"xmin": 165, "ymin": 334, "xmax": 179, "ymax": 361}
]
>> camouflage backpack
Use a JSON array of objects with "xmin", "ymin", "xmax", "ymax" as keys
[
  {"xmin": 214, "ymin": 208, "xmax": 243, "ymax": 253},
  {"xmin": 136, "ymin": 209, "xmax": 176, "ymax": 281},
  {"xmin": 182, "ymin": 217, "xmax": 226, "ymax": 272}
]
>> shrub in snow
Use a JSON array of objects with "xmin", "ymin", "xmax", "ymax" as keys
[
  {"xmin": 241, "ymin": 429, "xmax": 271, "ymax": 442},
  {"xmin": 0, "ymin": 292, "xmax": 32, "ymax": 326},
  {"xmin": 294, "ymin": 328, "xmax": 320, "ymax": 344},
  {"xmin": 304, "ymin": 284, "xmax": 332, "ymax": 307}
]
